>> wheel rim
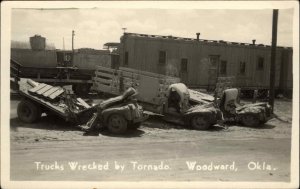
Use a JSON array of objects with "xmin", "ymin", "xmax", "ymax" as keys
[
  {"xmin": 108, "ymin": 115, "xmax": 125, "ymax": 132},
  {"xmin": 192, "ymin": 116, "xmax": 208, "ymax": 130},
  {"xmin": 20, "ymin": 106, "xmax": 31, "ymax": 118}
]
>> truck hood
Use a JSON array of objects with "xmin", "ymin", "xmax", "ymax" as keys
[
  {"xmin": 188, "ymin": 89, "xmax": 215, "ymax": 104},
  {"xmin": 236, "ymin": 102, "xmax": 271, "ymax": 114},
  {"xmin": 186, "ymin": 103, "xmax": 220, "ymax": 114}
]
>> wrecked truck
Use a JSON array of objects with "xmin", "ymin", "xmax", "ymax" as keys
[
  {"xmin": 15, "ymin": 79, "xmax": 147, "ymax": 134},
  {"xmin": 161, "ymin": 83, "xmax": 223, "ymax": 130},
  {"xmin": 92, "ymin": 66, "xmax": 223, "ymax": 130},
  {"xmin": 79, "ymin": 87, "xmax": 148, "ymax": 134},
  {"xmin": 219, "ymin": 88, "xmax": 273, "ymax": 127}
]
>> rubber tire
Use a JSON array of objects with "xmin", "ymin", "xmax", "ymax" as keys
[
  {"xmin": 241, "ymin": 114, "xmax": 260, "ymax": 127},
  {"xmin": 73, "ymin": 84, "xmax": 91, "ymax": 96},
  {"xmin": 107, "ymin": 114, "xmax": 128, "ymax": 134},
  {"xmin": 130, "ymin": 122, "xmax": 141, "ymax": 130},
  {"xmin": 190, "ymin": 115, "xmax": 210, "ymax": 130},
  {"xmin": 17, "ymin": 100, "xmax": 41, "ymax": 123}
]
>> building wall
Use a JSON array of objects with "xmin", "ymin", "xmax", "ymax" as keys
[
  {"xmin": 11, "ymin": 48, "xmax": 113, "ymax": 70},
  {"xmin": 11, "ymin": 48, "xmax": 57, "ymax": 68},
  {"xmin": 73, "ymin": 52, "xmax": 112, "ymax": 70},
  {"xmin": 120, "ymin": 34, "xmax": 293, "ymax": 91}
]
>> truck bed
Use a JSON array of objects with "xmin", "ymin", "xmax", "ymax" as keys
[
  {"xmin": 18, "ymin": 80, "xmax": 68, "ymax": 118},
  {"xmin": 18, "ymin": 79, "xmax": 95, "ymax": 122}
]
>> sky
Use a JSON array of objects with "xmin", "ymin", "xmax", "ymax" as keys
[{"xmin": 11, "ymin": 8, "xmax": 294, "ymax": 50}]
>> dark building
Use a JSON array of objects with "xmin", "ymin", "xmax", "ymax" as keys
[{"xmin": 118, "ymin": 32, "xmax": 293, "ymax": 95}]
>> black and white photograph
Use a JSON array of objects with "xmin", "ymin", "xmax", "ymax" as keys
[{"xmin": 1, "ymin": 1, "xmax": 299, "ymax": 189}]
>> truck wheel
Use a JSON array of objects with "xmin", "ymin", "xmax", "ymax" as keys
[
  {"xmin": 241, "ymin": 114, "xmax": 260, "ymax": 127},
  {"xmin": 73, "ymin": 84, "xmax": 91, "ymax": 96},
  {"xmin": 17, "ymin": 100, "xmax": 41, "ymax": 123},
  {"xmin": 191, "ymin": 115, "xmax": 210, "ymax": 130},
  {"xmin": 107, "ymin": 114, "xmax": 128, "ymax": 134}
]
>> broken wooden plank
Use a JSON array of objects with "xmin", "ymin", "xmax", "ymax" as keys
[
  {"xmin": 42, "ymin": 87, "xmax": 60, "ymax": 98},
  {"xmin": 95, "ymin": 71, "xmax": 115, "ymax": 79},
  {"xmin": 49, "ymin": 88, "xmax": 65, "ymax": 100},
  {"xmin": 76, "ymin": 98, "xmax": 91, "ymax": 109},
  {"xmin": 27, "ymin": 79, "xmax": 39, "ymax": 88},
  {"xmin": 36, "ymin": 85, "xmax": 53, "ymax": 95},
  {"xmin": 96, "ymin": 66, "xmax": 115, "ymax": 73},
  {"xmin": 28, "ymin": 83, "xmax": 47, "ymax": 93},
  {"xmin": 93, "ymin": 77, "xmax": 112, "ymax": 85}
]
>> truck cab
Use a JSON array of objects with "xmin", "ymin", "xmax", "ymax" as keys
[{"xmin": 162, "ymin": 83, "xmax": 223, "ymax": 130}]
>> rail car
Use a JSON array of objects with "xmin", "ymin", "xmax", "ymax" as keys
[{"xmin": 118, "ymin": 33, "xmax": 293, "ymax": 98}]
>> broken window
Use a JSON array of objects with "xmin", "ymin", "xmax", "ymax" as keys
[
  {"xmin": 220, "ymin": 60, "xmax": 227, "ymax": 75},
  {"xmin": 240, "ymin": 61, "xmax": 246, "ymax": 74},
  {"xmin": 159, "ymin": 51, "xmax": 166, "ymax": 65},
  {"xmin": 124, "ymin": 51, "xmax": 129, "ymax": 65},
  {"xmin": 181, "ymin": 58, "xmax": 188, "ymax": 72},
  {"xmin": 257, "ymin": 56, "xmax": 264, "ymax": 70}
]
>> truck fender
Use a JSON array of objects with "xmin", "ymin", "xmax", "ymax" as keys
[
  {"xmin": 101, "ymin": 106, "xmax": 133, "ymax": 124},
  {"xmin": 183, "ymin": 111, "xmax": 213, "ymax": 125}
]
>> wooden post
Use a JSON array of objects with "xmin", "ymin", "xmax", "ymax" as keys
[
  {"xmin": 269, "ymin": 10, "xmax": 278, "ymax": 112},
  {"xmin": 71, "ymin": 30, "xmax": 75, "ymax": 66},
  {"xmin": 214, "ymin": 57, "xmax": 220, "ymax": 103}
]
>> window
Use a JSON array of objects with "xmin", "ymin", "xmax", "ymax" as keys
[
  {"xmin": 181, "ymin": 58, "xmax": 188, "ymax": 72},
  {"xmin": 209, "ymin": 55, "xmax": 219, "ymax": 68},
  {"xmin": 257, "ymin": 57, "xmax": 264, "ymax": 70},
  {"xmin": 239, "ymin": 61, "xmax": 246, "ymax": 74},
  {"xmin": 158, "ymin": 51, "xmax": 166, "ymax": 64},
  {"xmin": 124, "ymin": 51, "xmax": 129, "ymax": 65},
  {"xmin": 220, "ymin": 60, "xmax": 227, "ymax": 75}
]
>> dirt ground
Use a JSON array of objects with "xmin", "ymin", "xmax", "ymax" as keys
[{"xmin": 9, "ymin": 98, "xmax": 292, "ymax": 182}]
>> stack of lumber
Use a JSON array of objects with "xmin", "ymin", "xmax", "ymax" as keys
[
  {"xmin": 26, "ymin": 79, "xmax": 91, "ymax": 110},
  {"xmin": 27, "ymin": 80, "xmax": 65, "ymax": 101}
]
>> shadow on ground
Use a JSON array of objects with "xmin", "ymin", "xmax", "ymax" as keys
[
  {"xmin": 82, "ymin": 128, "xmax": 145, "ymax": 138},
  {"xmin": 10, "ymin": 116, "xmax": 80, "ymax": 131},
  {"xmin": 144, "ymin": 116, "xmax": 227, "ymax": 132},
  {"xmin": 226, "ymin": 122, "xmax": 276, "ymax": 129}
]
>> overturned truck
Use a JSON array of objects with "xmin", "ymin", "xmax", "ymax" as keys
[{"xmin": 16, "ymin": 79, "xmax": 147, "ymax": 134}]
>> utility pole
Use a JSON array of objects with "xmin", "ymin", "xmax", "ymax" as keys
[
  {"xmin": 122, "ymin": 28, "xmax": 127, "ymax": 33},
  {"xmin": 63, "ymin": 37, "xmax": 65, "ymax": 50},
  {"xmin": 269, "ymin": 9, "xmax": 278, "ymax": 112},
  {"xmin": 71, "ymin": 30, "xmax": 75, "ymax": 66}
]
